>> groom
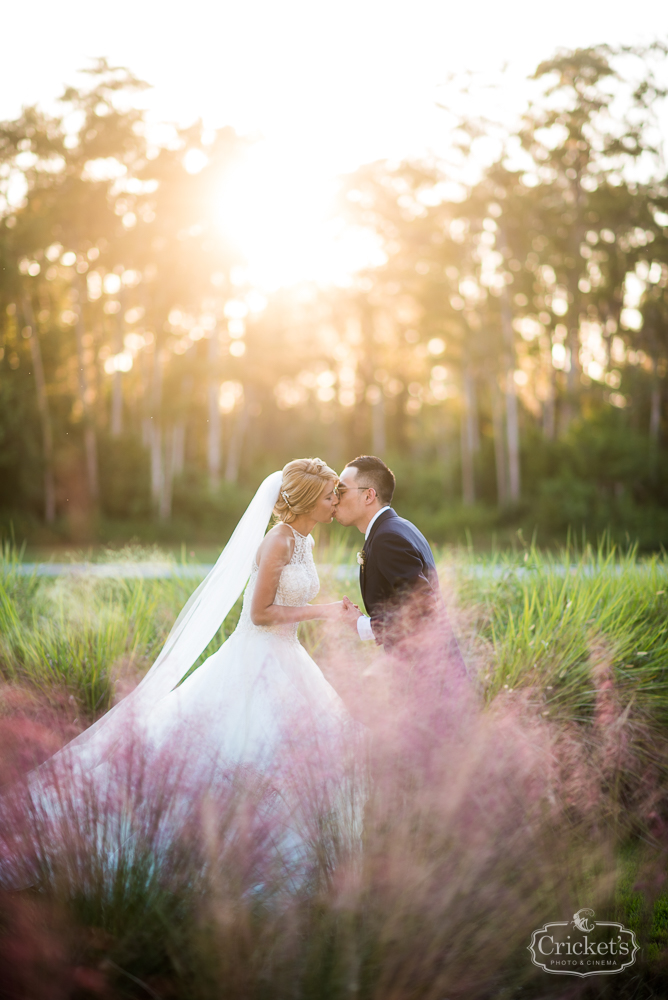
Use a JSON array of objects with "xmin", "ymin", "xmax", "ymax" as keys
[{"xmin": 334, "ymin": 455, "xmax": 443, "ymax": 649}]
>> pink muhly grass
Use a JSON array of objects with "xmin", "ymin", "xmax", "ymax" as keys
[
  {"xmin": 0, "ymin": 596, "xmax": 663, "ymax": 997},
  {"xmin": 314, "ymin": 597, "xmax": 623, "ymax": 997}
]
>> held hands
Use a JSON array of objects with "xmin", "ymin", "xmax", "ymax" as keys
[
  {"xmin": 319, "ymin": 601, "xmax": 346, "ymax": 621},
  {"xmin": 317, "ymin": 597, "xmax": 363, "ymax": 630},
  {"xmin": 341, "ymin": 595, "xmax": 363, "ymax": 632}
]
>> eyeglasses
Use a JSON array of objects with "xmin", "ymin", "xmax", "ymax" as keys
[{"xmin": 334, "ymin": 485, "xmax": 375, "ymax": 497}]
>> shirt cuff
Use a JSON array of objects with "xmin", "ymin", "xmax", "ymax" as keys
[{"xmin": 357, "ymin": 615, "xmax": 375, "ymax": 641}]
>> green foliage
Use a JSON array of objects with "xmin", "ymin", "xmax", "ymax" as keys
[
  {"xmin": 0, "ymin": 544, "xmax": 198, "ymax": 715},
  {"xmin": 458, "ymin": 540, "xmax": 668, "ymax": 727},
  {"xmin": 1, "ymin": 45, "xmax": 668, "ymax": 552}
]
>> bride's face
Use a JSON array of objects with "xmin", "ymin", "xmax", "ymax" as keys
[{"xmin": 310, "ymin": 479, "xmax": 339, "ymax": 523}]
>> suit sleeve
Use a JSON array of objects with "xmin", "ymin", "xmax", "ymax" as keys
[
  {"xmin": 368, "ymin": 531, "xmax": 435, "ymax": 640},
  {"xmin": 375, "ymin": 531, "xmax": 432, "ymax": 592}
]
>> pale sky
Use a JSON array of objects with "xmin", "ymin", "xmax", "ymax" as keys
[
  {"xmin": 5, "ymin": 0, "xmax": 668, "ymax": 170},
  {"xmin": 4, "ymin": 1, "xmax": 668, "ymax": 287}
]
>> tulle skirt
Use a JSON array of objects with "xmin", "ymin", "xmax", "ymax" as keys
[{"xmin": 1, "ymin": 629, "xmax": 367, "ymax": 892}]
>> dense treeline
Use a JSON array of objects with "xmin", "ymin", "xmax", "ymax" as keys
[{"xmin": 1, "ymin": 48, "xmax": 668, "ymax": 547}]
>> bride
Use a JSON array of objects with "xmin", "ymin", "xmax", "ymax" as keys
[
  {"xmin": 6, "ymin": 458, "xmax": 364, "ymax": 886},
  {"xmin": 140, "ymin": 457, "xmax": 351, "ymax": 775}
]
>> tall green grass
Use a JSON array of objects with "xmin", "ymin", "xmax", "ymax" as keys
[
  {"xmin": 0, "ymin": 539, "xmax": 365, "ymax": 717},
  {"xmin": 0, "ymin": 544, "xmax": 206, "ymax": 716},
  {"xmin": 3, "ymin": 539, "xmax": 668, "ymax": 730},
  {"xmin": 454, "ymin": 540, "xmax": 668, "ymax": 725}
]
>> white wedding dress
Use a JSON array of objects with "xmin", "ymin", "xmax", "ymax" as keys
[
  {"xmin": 3, "ymin": 474, "xmax": 365, "ymax": 889},
  {"xmin": 142, "ymin": 524, "xmax": 357, "ymax": 781}
]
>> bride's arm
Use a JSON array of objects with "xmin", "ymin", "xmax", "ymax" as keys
[{"xmin": 250, "ymin": 528, "xmax": 341, "ymax": 626}]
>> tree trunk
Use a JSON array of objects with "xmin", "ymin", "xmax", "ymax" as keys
[
  {"xmin": 150, "ymin": 423, "xmax": 163, "ymax": 509},
  {"xmin": 490, "ymin": 375, "xmax": 507, "ymax": 506},
  {"xmin": 156, "ymin": 422, "xmax": 185, "ymax": 521},
  {"xmin": 141, "ymin": 344, "xmax": 152, "ymax": 448},
  {"xmin": 649, "ymin": 357, "xmax": 662, "ymax": 482},
  {"xmin": 650, "ymin": 371, "xmax": 661, "ymax": 443},
  {"xmin": 436, "ymin": 406, "xmax": 454, "ymax": 500},
  {"xmin": 158, "ymin": 428, "xmax": 172, "ymax": 521},
  {"xmin": 22, "ymin": 296, "xmax": 56, "ymax": 523},
  {"xmin": 468, "ymin": 370, "xmax": 480, "ymax": 454},
  {"xmin": 225, "ymin": 400, "xmax": 249, "ymax": 483},
  {"xmin": 371, "ymin": 391, "xmax": 386, "ymax": 456},
  {"xmin": 561, "ymin": 246, "xmax": 583, "ymax": 431},
  {"xmin": 543, "ymin": 357, "xmax": 557, "ymax": 441},
  {"xmin": 111, "ymin": 307, "xmax": 124, "ymax": 437},
  {"xmin": 172, "ymin": 421, "xmax": 186, "ymax": 478},
  {"xmin": 148, "ymin": 344, "xmax": 164, "ymax": 509},
  {"xmin": 500, "ymin": 294, "xmax": 521, "ymax": 502},
  {"xmin": 74, "ymin": 282, "xmax": 99, "ymax": 502},
  {"xmin": 460, "ymin": 367, "xmax": 476, "ymax": 505},
  {"xmin": 207, "ymin": 329, "xmax": 221, "ymax": 490},
  {"xmin": 505, "ymin": 371, "xmax": 521, "ymax": 502}
]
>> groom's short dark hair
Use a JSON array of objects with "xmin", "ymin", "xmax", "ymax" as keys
[{"xmin": 345, "ymin": 456, "xmax": 395, "ymax": 505}]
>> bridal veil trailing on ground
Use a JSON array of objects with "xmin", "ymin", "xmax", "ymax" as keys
[
  {"xmin": 1, "ymin": 470, "xmax": 366, "ymax": 890},
  {"xmin": 43, "ymin": 471, "xmax": 286, "ymax": 771}
]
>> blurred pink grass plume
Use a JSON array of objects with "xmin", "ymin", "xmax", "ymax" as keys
[{"xmin": 0, "ymin": 593, "xmax": 662, "ymax": 997}]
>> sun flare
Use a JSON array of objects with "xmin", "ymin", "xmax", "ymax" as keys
[{"xmin": 211, "ymin": 141, "xmax": 382, "ymax": 291}]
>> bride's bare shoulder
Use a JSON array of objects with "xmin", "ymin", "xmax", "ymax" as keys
[{"xmin": 255, "ymin": 522, "xmax": 295, "ymax": 567}]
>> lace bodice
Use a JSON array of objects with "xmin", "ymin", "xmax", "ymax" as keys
[{"xmin": 236, "ymin": 526, "xmax": 320, "ymax": 643}]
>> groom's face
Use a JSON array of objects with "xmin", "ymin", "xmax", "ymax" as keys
[{"xmin": 334, "ymin": 466, "xmax": 372, "ymax": 527}]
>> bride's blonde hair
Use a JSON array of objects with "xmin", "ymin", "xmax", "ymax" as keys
[{"xmin": 273, "ymin": 458, "xmax": 338, "ymax": 524}]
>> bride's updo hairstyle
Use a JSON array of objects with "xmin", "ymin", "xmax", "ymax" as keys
[{"xmin": 273, "ymin": 458, "xmax": 338, "ymax": 524}]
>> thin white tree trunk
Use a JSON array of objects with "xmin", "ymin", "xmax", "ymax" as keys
[
  {"xmin": 158, "ymin": 426, "xmax": 173, "ymax": 521},
  {"xmin": 505, "ymin": 371, "xmax": 521, "ymax": 502},
  {"xmin": 22, "ymin": 296, "xmax": 56, "ymax": 523},
  {"xmin": 172, "ymin": 421, "xmax": 186, "ymax": 477},
  {"xmin": 649, "ymin": 358, "xmax": 662, "ymax": 482},
  {"xmin": 500, "ymin": 294, "xmax": 521, "ymax": 502},
  {"xmin": 207, "ymin": 330, "xmax": 221, "ymax": 490},
  {"xmin": 157, "ymin": 422, "xmax": 184, "ymax": 522},
  {"xmin": 562, "ymin": 270, "xmax": 582, "ymax": 431},
  {"xmin": 543, "ymin": 363, "xmax": 556, "ymax": 441},
  {"xmin": 436, "ymin": 406, "xmax": 454, "ymax": 497},
  {"xmin": 208, "ymin": 380, "xmax": 221, "ymax": 489},
  {"xmin": 150, "ymin": 423, "xmax": 163, "ymax": 509},
  {"xmin": 460, "ymin": 368, "xmax": 476, "ymax": 505},
  {"xmin": 111, "ymin": 309, "xmax": 124, "ymax": 437},
  {"xmin": 225, "ymin": 400, "xmax": 249, "ymax": 483},
  {"xmin": 148, "ymin": 344, "xmax": 164, "ymax": 509},
  {"xmin": 371, "ymin": 391, "xmax": 386, "ymax": 456},
  {"xmin": 74, "ymin": 283, "xmax": 99, "ymax": 502},
  {"xmin": 650, "ymin": 380, "xmax": 661, "ymax": 442},
  {"xmin": 490, "ymin": 375, "xmax": 507, "ymax": 506},
  {"xmin": 140, "ymin": 342, "xmax": 152, "ymax": 448},
  {"xmin": 468, "ymin": 370, "xmax": 480, "ymax": 454}
]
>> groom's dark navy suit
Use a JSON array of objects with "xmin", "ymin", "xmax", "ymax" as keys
[
  {"xmin": 360, "ymin": 508, "xmax": 439, "ymax": 647},
  {"xmin": 360, "ymin": 508, "xmax": 468, "ymax": 682}
]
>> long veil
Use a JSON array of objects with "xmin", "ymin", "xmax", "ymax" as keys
[{"xmin": 42, "ymin": 470, "xmax": 284, "ymax": 773}]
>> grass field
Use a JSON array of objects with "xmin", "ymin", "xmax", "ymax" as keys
[
  {"xmin": 2, "ymin": 538, "xmax": 668, "ymax": 997},
  {"xmin": 2, "ymin": 539, "xmax": 667, "ymax": 725}
]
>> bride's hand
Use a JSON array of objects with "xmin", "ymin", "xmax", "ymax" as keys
[
  {"xmin": 319, "ymin": 601, "xmax": 345, "ymax": 621},
  {"xmin": 341, "ymin": 595, "xmax": 363, "ymax": 632}
]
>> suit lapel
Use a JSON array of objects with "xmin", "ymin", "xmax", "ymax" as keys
[
  {"xmin": 359, "ymin": 508, "xmax": 395, "ymax": 611},
  {"xmin": 360, "ymin": 509, "xmax": 396, "ymax": 592},
  {"xmin": 363, "ymin": 508, "xmax": 396, "ymax": 553}
]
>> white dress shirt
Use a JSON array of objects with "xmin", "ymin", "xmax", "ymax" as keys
[{"xmin": 356, "ymin": 506, "xmax": 391, "ymax": 640}]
